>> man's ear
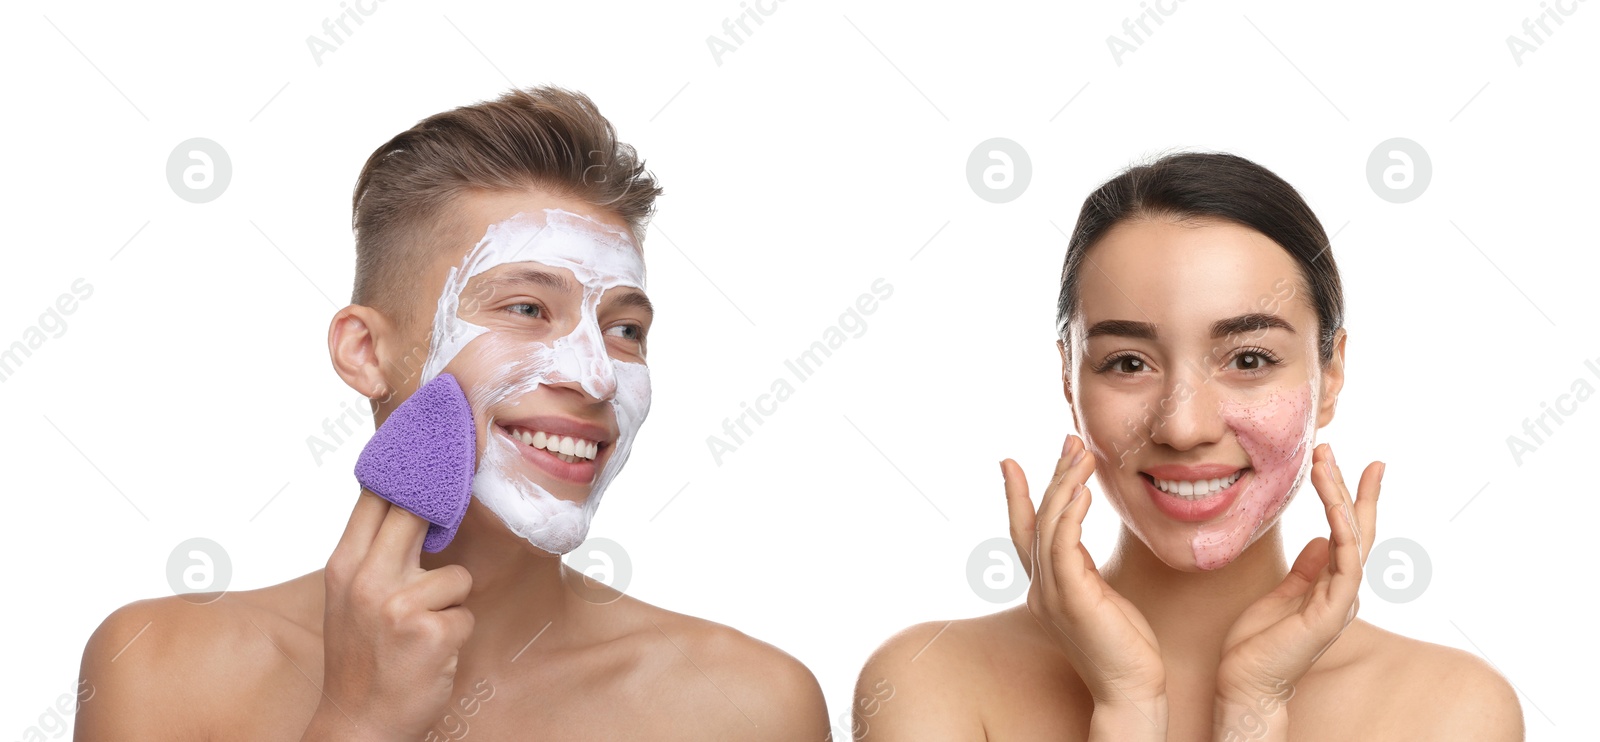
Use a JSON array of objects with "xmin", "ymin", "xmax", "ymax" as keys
[
  {"xmin": 328, "ymin": 305, "xmax": 400, "ymax": 400},
  {"xmin": 1316, "ymin": 328, "xmax": 1347, "ymax": 429}
]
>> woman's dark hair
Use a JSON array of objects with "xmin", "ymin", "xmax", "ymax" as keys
[{"xmin": 1055, "ymin": 152, "xmax": 1344, "ymax": 365}]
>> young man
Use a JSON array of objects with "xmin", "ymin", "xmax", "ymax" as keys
[{"xmin": 77, "ymin": 87, "xmax": 829, "ymax": 740}]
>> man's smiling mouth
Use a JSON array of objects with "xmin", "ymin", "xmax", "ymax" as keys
[{"xmin": 500, "ymin": 423, "xmax": 602, "ymax": 464}]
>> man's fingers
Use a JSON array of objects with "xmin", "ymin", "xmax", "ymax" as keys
[
  {"xmin": 334, "ymin": 490, "xmax": 391, "ymax": 569},
  {"xmin": 366, "ymin": 501, "xmax": 430, "ymax": 575},
  {"xmin": 433, "ymin": 605, "xmax": 476, "ymax": 648},
  {"xmin": 407, "ymin": 563, "xmax": 475, "ymax": 612}
]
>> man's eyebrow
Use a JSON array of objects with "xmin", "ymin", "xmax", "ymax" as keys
[
  {"xmin": 1083, "ymin": 313, "xmax": 1295, "ymax": 341},
  {"xmin": 605, "ymin": 289, "xmax": 654, "ymax": 317},
  {"xmin": 477, "ymin": 267, "xmax": 577, "ymax": 296}
]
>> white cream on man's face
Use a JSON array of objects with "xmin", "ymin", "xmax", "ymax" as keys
[{"xmin": 419, "ymin": 208, "xmax": 651, "ymax": 555}]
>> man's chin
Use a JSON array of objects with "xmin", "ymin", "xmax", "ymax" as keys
[{"xmin": 500, "ymin": 466, "xmax": 595, "ymax": 507}]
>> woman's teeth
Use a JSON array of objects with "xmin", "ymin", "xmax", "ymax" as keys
[
  {"xmin": 507, "ymin": 427, "xmax": 599, "ymax": 464},
  {"xmin": 1152, "ymin": 470, "xmax": 1243, "ymax": 499}
]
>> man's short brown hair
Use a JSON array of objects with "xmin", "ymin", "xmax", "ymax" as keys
[{"xmin": 350, "ymin": 85, "xmax": 662, "ymax": 330}]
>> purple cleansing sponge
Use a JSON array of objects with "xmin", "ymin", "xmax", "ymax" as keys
[{"xmin": 354, "ymin": 373, "xmax": 477, "ymax": 552}]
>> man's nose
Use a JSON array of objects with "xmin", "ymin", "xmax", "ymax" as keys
[
  {"xmin": 559, "ymin": 319, "xmax": 617, "ymax": 402},
  {"xmin": 583, "ymin": 351, "xmax": 619, "ymax": 401}
]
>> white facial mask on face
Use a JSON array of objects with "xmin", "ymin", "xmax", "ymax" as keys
[{"xmin": 418, "ymin": 208, "xmax": 651, "ymax": 555}]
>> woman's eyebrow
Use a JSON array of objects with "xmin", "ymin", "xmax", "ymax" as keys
[
  {"xmin": 1211, "ymin": 312, "xmax": 1296, "ymax": 338},
  {"xmin": 1085, "ymin": 313, "xmax": 1295, "ymax": 340},
  {"xmin": 1086, "ymin": 318, "xmax": 1157, "ymax": 340}
]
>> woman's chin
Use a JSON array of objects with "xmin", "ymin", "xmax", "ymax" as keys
[
  {"xmin": 1154, "ymin": 543, "xmax": 1213, "ymax": 572},
  {"xmin": 1125, "ymin": 523, "xmax": 1243, "ymax": 572}
]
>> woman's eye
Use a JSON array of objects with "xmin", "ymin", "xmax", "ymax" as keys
[
  {"xmin": 508, "ymin": 303, "xmax": 543, "ymax": 319},
  {"xmin": 1229, "ymin": 349, "xmax": 1282, "ymax": 373},
  {"xmin": 1097, "ymin": 353, "xmax": 1148, "ymax": 374}
]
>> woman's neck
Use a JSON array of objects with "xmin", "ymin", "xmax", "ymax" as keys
[{"xmin": 1101, "ymin": 524, "xmax": 1288, "ymax": 668}]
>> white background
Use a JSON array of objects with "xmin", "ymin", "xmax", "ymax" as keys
[{"xmin": 3, "ymin": 0, "xmax": 1594, "ymax": 738}]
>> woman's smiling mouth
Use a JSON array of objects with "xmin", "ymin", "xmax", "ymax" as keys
[
  {"xmin": 1149, "ymin": 469, "xmax": 1244, "ymax": 499},
  {"xmin": 1138, "ymin": 464, "xmax": 1252, "ymax": 522}
]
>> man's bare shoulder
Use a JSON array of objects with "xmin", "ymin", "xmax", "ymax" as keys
[
  {"xmin": 76, "ymin": 573, "xmax": 325, "ymax": 739},
  {"xmin": 1308, "ymin": 620, "xmax": 1524, "ymax": 739},
  {"xmin": 618, "ymin": 597, "xmax": 829, "ymax": 737}
]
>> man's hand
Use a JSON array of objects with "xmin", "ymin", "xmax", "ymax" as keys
[{"xmin": 302, "ymin": 491, "xmax": 476, "ymax": 742}]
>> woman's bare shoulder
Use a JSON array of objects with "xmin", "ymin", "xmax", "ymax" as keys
[
  {"xmin": 1312, "ymin": 620, "xmax": 1524, "ymax": 738},
  {"xmin": 855, "ymin": 606, "xmax": 1087, "ymax": 738},
  {"xmin": 861, "ymin": 606, "xmax": 1044, "ymax": 678}
]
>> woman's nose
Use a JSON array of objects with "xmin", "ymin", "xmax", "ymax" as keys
[{"xmin": 1147, "ymin": 375, "xmax": 1228, "ymax": 452}]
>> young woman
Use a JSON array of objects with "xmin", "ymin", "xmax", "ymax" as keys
[{"xmin": 856, "ymin": 153, "xmax": 1523, "ymax": 741}]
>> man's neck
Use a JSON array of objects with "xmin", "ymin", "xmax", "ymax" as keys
[{"xmin": 418, "ymin": 506, "xmax": 587, "ymax": 667}]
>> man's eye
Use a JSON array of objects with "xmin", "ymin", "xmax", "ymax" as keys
[
  {"xmin": 605, "ymin": 324, "xmax": 642, "ymax": 341},
  {"xmin": 508, "ymin": 303, "xmax": 543, "ymax": 319}
]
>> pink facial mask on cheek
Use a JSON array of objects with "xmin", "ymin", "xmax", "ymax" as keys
[{"xmin": 1191, "ymin": 384, "xmax": 1317, "ymax": 570}]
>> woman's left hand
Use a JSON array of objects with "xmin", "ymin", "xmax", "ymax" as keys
[{"xmin": 1213, "ymin": 443, "xmax": 1384, "ymax": 735}]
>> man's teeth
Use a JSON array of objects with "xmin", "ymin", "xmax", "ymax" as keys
[
  {"xmin": 1153, "ymin": 470, "xmax": 1244, "ymax": 499},
  {"xmin": 508, "ymin": 427, "xmax": 600, "ymax": 464}
]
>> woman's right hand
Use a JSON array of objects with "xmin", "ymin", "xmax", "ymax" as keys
[
  {"xmin": 303, "ymin": 491, "xmax": 477, "ymax": 741},
  {"xmin": 1004, "ymin": 434, "xmax": 1167, "ymax": 727}
]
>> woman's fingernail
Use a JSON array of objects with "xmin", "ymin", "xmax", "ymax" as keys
[{"xmin": 1070, "ymin": 448, "xmax": 1085, "ymax": 467}]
